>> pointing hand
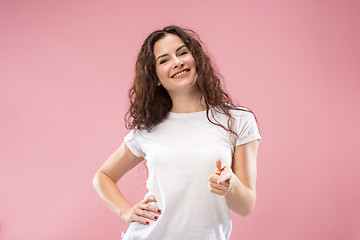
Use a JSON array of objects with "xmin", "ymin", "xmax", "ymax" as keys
[{"xmin": 208, "ymin": 159, "xmax": 233, "ymax": 196}]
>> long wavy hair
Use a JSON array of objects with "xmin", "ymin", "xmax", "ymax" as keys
[{"xmin": 125, "ymin": 25, "xmax": 258, "ymax": 145}]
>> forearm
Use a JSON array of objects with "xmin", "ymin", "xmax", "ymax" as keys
[
  {"xmin": 92, "ymin": 171, "xmax": 132, "ymax": 220},
  {"xmin": 225, "ymin": 173, "xmax": 256, "ymax": 216}
]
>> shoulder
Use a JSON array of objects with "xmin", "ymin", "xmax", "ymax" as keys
[
  {"xmin": 224, "ymin": 104, "xmax": 254, "ymax": 119},
  {"xmin": 124, "ymin": 125, "xmax": 149, "ymax": 140},
  {"xmin": 211, "ymin": 104, "xmax": 253, "ymax": 120}
]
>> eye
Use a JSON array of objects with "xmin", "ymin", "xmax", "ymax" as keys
[
  {"xmin": 179, "ymin": 51, "xmax": 188, "ymax": 56},
  {"xmin": 160, "ymin": 59, "xmax": 167, "ymax": 64}
]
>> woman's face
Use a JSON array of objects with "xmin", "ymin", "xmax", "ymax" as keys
[{"xmin": 153, "ymin": 34, "xmax": 198, "ymax": 94}]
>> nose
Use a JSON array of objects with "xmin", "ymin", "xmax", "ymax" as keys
[{"xmin": 172, "ymin": 57, "xmax": 184, "ymax": 69}]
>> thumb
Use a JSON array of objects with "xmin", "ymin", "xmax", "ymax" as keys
[
  {"xmin": 216, "ymin": 159, "xmax": 223, "ymax": 172},
  {"xmin": 217, "ymin": 168, "xmax": 231, "ymax": 184}
]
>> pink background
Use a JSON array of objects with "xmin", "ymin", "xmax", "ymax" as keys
[{"xmin": 1, "ymin": 0, "xmax": 359, "ymax": 239}]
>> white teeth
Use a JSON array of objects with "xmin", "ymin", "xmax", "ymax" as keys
[{"xmin": 173, "ymin": 70, "xmax": 189, "ymax": 78}]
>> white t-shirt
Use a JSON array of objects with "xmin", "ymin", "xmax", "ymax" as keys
[{"xmin": 122, "ymin": 106, "xmax": 262, "ymax": 240}]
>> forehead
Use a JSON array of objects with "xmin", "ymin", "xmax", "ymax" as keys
[{"xmin": 153, "ymin": 34, "xmax": 185, "ymax": 55}]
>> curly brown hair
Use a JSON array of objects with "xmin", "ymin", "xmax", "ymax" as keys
[{"xmin": 125, "ymin": 25, "xmax": 258, "ymax": 144}]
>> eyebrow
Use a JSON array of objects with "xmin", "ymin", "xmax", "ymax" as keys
[{"xmin": 156, "ymin": 44, "xmax": 187, "ymax": 61}]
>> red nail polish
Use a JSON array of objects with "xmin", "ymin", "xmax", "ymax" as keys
[
  {"xmin": 154, "ymin": 216, "xmax": 158, "ymax": 220},
  {"xmin": 158, "ymin": 210, "xmax": 162, "ymax": 214},
  {"xmin": 146, "ymin": 221, "xmax": 150, "ymax": 225}
]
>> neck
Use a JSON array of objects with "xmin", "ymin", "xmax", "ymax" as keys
[{"xmin": 169, "ymin": 88, "xmax": 207, "ymax": 113}]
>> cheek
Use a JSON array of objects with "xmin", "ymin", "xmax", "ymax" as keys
[
  {"xmin": 187, "ymin": 54, "xmax": 196, "ymax": 64},
  {"xmin": 188, "ymin": 58, "xmax": 197, "ymax": 70},
  {"xmin": 157, "ymin": 66, "xmax": 171, "ymax": 79},
  {"xmin": 155, "ymin": 67, "xmax": 164, "ymax": 79}
]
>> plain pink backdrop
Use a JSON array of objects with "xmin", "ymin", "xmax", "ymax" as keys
[{"xmin": 1, "ymin": 0, "xmax": 359, "ymax": 239}]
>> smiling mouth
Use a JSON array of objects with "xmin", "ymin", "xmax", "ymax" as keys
[{"xmin": 171, "ymin": 69, "xmax": 190, "ymax": 78}]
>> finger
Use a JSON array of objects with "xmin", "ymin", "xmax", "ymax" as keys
[
  {"xmin": 218, "ymin": 174, "xmax": 231, "ymax": 184},
  {"xmin": 142, "ymin": 196, "xmax": 162, "ymax": 214},
  {"xmin": 220, "ymin": 180, "xmax": 230, "ymax": 187},
  {"xmin": 133, "ymin": 214, "xmax": 151, "ymax": 225},
  {"xmin": 143, "ymin": 195, "xmax": 157, "ymax": 204},
  {"xmin": 210, "ymin": 178, "xmax": 230, "ymax": 188},
  {"xmin": 208, "ymin": 173, "xmax": 220, "ymax": 183},
  {"xmin": 209, "ymin": 174, "xmax": 230, "ymax": 187},
  {"xmin": 216, "ymin": 159, "xmax": 223, "ymax": 172},
  {"xmin": 209, "ymin": 182, "xmax": 228, "ymax": 192},
  {"xmin": 134, "ymin": 208, "xmax": 159, "ymax": 221},
  {"xmin": 208, "ymin": 184, "xmax": 226, "ymax": 196},
  {"xmin": 217, "ymin": 168, "xmax": 232, "ymax": 184},
  {"xmin": 139, "ymin": 203, "xmax": 162, "ymax": 215},
  {"xmin": 209, "ymin": 181, "xmax": 230, "ymax": 189}
]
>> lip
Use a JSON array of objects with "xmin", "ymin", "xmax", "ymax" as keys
[{"xmin": 171, "ymin": 69, "xmax": 190, "ymax": 78}]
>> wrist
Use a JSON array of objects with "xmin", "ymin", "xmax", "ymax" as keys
[{"xmin": 118, "ymin": 204, "xmax": 133, "ymax": 221}]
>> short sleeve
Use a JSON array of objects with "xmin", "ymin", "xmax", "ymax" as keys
[
  {"xmin": 235, "ymin": 111, "xmax": 262, "ymax": 146},
  {"xmin": 123, "ymin": 128, "xmax": 146, "ymax": 158}
]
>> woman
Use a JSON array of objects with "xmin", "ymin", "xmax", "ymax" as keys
[{"xmin": 93, "ymin": 25, "xmax": 262, "ymax": 240}]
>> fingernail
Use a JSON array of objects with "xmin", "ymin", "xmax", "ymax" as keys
[
  {"xmin": 146, "ymin": 221, "xmax": 150, "ymax": 225},
  {"xmin": 154, "ymin": 216, "xmax": 158, "ymax": 220},
  {"xmin": 158, "ymin": 209, "xmax": 162, "ymax": 214}
]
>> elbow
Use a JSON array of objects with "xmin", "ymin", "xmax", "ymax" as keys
[
  {"xmin": 239, "ymin": 204, "xmax": 255, "ymax": 217},
  {"xmin": 92, "ymin": 171, "xmax": 101, "ymax": 189},
  {"xmin": 240, "ymin": 192, "xmax": 256, "ymax": 217}
]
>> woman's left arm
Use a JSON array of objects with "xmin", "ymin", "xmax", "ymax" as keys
[
  {"xmin": 208, "ymin": 139, "xmax": 259, "ymax": 216},
  {"xmin": 225, "ymin": 139, "xmax": 259, "ymax": 216}
]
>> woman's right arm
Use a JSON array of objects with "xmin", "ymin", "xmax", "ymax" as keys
[{"xmin": 92, "ymin": 141, "xmax": 158, "ymax": 224}]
